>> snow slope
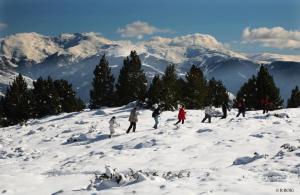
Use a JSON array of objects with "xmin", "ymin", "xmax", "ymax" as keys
[{"xmin": 0, "ymin": 107, "xmax": 299, "ymax": 194}]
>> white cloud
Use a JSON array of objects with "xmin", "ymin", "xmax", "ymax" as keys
[
  {"xmin": 242, "ymin": 27, "xmax": 300, "ymax": 49},
  {"xmin": 117, "ymin": 21, "xmax": 172, "ymax": 39},
  {"xmin": 0, "ymin": 22, "xmax": 8, "ymax": 30}
]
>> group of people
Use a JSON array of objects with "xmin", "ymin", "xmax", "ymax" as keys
[{"xmin": 108, "ymin": 96, "xmax": 273, "ymax": 138}]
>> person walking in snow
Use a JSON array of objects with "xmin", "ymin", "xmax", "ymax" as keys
[
  {"xmin": 175, "ymin": 105, "xmax": 186, "ymax": 125},
  {"xmin": 260, "ymin": 96, "xmax": 271, "ymax": 114},
  {"xmin": 126, "ymin": 107, "xmax": 138, "ymax": 134},
  {"xmin": 152, "ymin": 103, "xmax": 161, "ymax": 129},
  {"xmin": 202, "ymin": 105, "xmax": 213, "ymax": 123},
  {"xmin": 109, "ymin": 116, "xmax": 119, "ymax": 138},
  {"xmin": 221, "ymin": 101, "xmax": 230, "ymax": 119},
  {"xmin": 236, "ymin": 98, "xmax": 246, "ymax": 117}
]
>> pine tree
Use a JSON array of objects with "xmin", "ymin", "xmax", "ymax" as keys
[
  {"xmin": 206, "ymin": 78, "xmax": 229, "ymax": 107},
  {"xmin": 237, "ymin": 66, "xmax": 283, "ymax": 110},
  {"xmin": 287, "ymin": 86, "xmax": 300, "ymax": 108},
  {"xmin": 160, "ymin": 64, "xmax": 181, "ymax": 110},
  {"xmin": 183, "ymin": 65, "xmax": 207, "ymax": 109},
  {"xmin": 147, "ymin": 75, "xmax": 162, "ymax": 106},
  {"xmin": 256, "ymin": 66, "xmax": 283, "ymax": 109},
  {"xmin": 115, "ymin": 51, "xmax": 147, "ymax": 105},
  {"xmin": 1, "ymin": 74, "xmax": 32, "ymax": 125},
  {"xmin": 54, "ymin": 79, "xmax": 85, "ymax": 112},
  {"xmin": 32, "ymin": 76, "xmax": 61, "ymax": 118},
  {"xmin": 236, "ymin": 75, "xmax": 257, "ymax": 109},
  {"xmin": 89, "ymin": 55, "xmax": 115, "ymax": 109}
]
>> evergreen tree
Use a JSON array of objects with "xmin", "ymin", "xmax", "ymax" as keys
[
  {"xmin": 183, "ymin": 65, "xmax": 207, "ymax": 109},
  {"xmin": 160, "ymin": 64, "xmax": 181, "ymax": 110},
  {"xmin": 1, "ymin": 74, "xmax": 31, "ymax": 125},
  {"xmin": 256, "ymin": 66, "xmax": 283, "ymax": 109},
  {"xmin": 237, "ymin": 66, "xmax": 283, "ymax": 110},
  {"xmin": 90, "ymin": 55, "xmax": 115, "ymax": 109},
  {"xmin": 206, "ymin": 78, "xmax": 229, "ymax": 107},
  {"xmin": 54, "ymin": 79, "xmax": 85, "ymax": 112},
  {"xmin": 32, "ymin": 76, "xmax": 61, "ymax": 118},
  {"xmin": 287, "ymin": 86, "xmax": 300, "ymax": 108},
  {"xmin": 236, "ymin": 76, "xmax": 257, "ymax": 109},
  {"xmin": 147, "ymin": 74, "xmax": 162, "ymax": 106},
  {"xmin": 116, "ymin": 51, "xmax": 147, "ymax": 105}
]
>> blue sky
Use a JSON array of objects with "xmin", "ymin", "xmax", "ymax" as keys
[{"xmin": 0, "ymin": 0, "xmax": 299, "ymax": 54}]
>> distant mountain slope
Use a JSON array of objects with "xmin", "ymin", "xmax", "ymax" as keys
[{"xmin": 1, "ymin": 32, "xmax": 300, "ymax": 103}]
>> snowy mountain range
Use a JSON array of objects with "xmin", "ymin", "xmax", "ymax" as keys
[{"xmin": 1, "ymin": 32, "xmax": 300, "ymax": 102}]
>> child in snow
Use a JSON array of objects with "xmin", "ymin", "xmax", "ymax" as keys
[
  {"xmin": 152, "ymin": 103, "xmax": 161, "ymax": 129},
  {"xmin": 202, "ymin": 105, "xmax": 213, "ymax": 123},
  {"xmin": 126, "ymin": 107, "xmax": 138, "ymax": 134},
  {"xmin": 109, "ymin": 116, "xmax": 119, "ymax": 138},
  {"xmin": 175, "ymin": 105, "xmax": 186, "ymax": 125}
]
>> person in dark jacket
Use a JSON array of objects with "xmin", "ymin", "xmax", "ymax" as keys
[
  {"xmin": 126, "ymin": 107, "xmax": 138, "ymax": 134},
  {"xmin": 236, "ymin": 98, "xmax": 246, "ymax": 117},
  {"xmin": 221, "ymin": 101, "xmax": 231, "ymax": 119},
  {"xmin": 261, "ymin": 96, "xmax": 271, "ymax": 114},
  {"xmin": 152, "ymin": 103, "xmax": 161, "ymax": 129},
  {"xmin": 175, "ymin": 105, "xmax": 186, "ymax": 125}
]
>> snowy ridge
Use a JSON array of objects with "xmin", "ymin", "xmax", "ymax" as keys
[
  {"xmin": 247, "ymin": 53, "xmax": 300, "ymax": 64},
  {"xmin": 1, "ymin": 32, "xmax": 300, "ymax": 102},
  {"xmin": 0, "ymin": 32, "xmax": 243, "ymax": 67},
  {"xmin": 0, "ymin": 107, "xmax": 299, "ymax": 194}
]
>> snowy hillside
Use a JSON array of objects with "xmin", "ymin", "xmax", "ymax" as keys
[
  {"xmin": 0, "ymin": 107, "xmax": 299, "ymax": 194},
  {"xmin": 1, "ymin": 32, "xmax": 300, "ymax": 101}
]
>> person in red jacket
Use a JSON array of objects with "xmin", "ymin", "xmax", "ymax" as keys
[{"xmin": 175, "ymin": 105, "xmax": 186, "ymax": 125}]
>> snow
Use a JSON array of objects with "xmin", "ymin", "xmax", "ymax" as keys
[
  {"xmin": 0, "ymin": 107, "xmax": 300, "ymax": 194},
  {"xmin": 1, "ymin": 32, "xmax": 300, "ymax": 102},
  {"xmin": 0, "ymin": 32, "xmax": 62, "ymax": 65},
  {"xmin": 247, "ymin": 53, "xmax": 300, "ymax": 64}
]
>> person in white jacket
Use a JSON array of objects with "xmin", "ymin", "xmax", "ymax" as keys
[
  {"xmin": 109, "ymin": 116, "xmax": 119, "ymax": 138},
  {"xmin": 202, "ymin": 106, "xmax": 213, "ymax": 123}
]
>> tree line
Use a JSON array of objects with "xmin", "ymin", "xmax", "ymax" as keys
[
  {"xmin": 0, "ymin": 76, "xmax": 85, "ymax": 127},
  {"xmin": 89, "ymin": 51, "xmax": 229, "ymax": 110},
  {"xmin": 1, "ymin": 50, "xmax": 300, "ymax": 127}
]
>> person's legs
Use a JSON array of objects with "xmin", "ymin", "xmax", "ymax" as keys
[
  {"xmin": 242, "ymin": 111, "xmax": 245, "ymax": 117},
  {"xmin": 236, "ymin": 111, "xmax": 241, "ymax": 117},
  {"xmin": 202, "ymin": 114, "xmax": 208, "ymax": 122},
  {"xmin": 133, "ymin": 122, "xmax": 136, "ymax": 132},
  {"xmin": 154, "ymin": 116, "xmax": 159, "ymax": 129},
  {"xmin": 175, "ymin": 119, "xmax": 181, "ymax": 125},
  {"xmin": 182, "ymin": 119, "xmax": 184, "ymax": 124},
  {"xmin": 208, "ymin": 116, "xmax": 211, "ymax": 123},
  {"xmin": 110, "ymin": 126, "xmax": 114, "ymax": 138},
  {"xmin": 222, "ymin": 110, "xmax": 227, "ymax": 119},
  {"xmin": 126, "ymin": 123, "xmax": 133, "ymax": 134}
]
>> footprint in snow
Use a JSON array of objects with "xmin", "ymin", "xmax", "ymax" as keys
[
  {"xmin": 250, "ymin": 134, "xmax": 264, "ymax": 138},
  {"xmin": 233, "ymin": 153, "xmax": 268, "ymax": 165},
  {"xmin": 197, "ymin": 129, "xmax": 213, "ymax": 133}
]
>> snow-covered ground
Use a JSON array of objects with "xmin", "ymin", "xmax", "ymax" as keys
[{"xmin": 0, "ymin": 107, "xmax": 299, "ymax": 194}]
